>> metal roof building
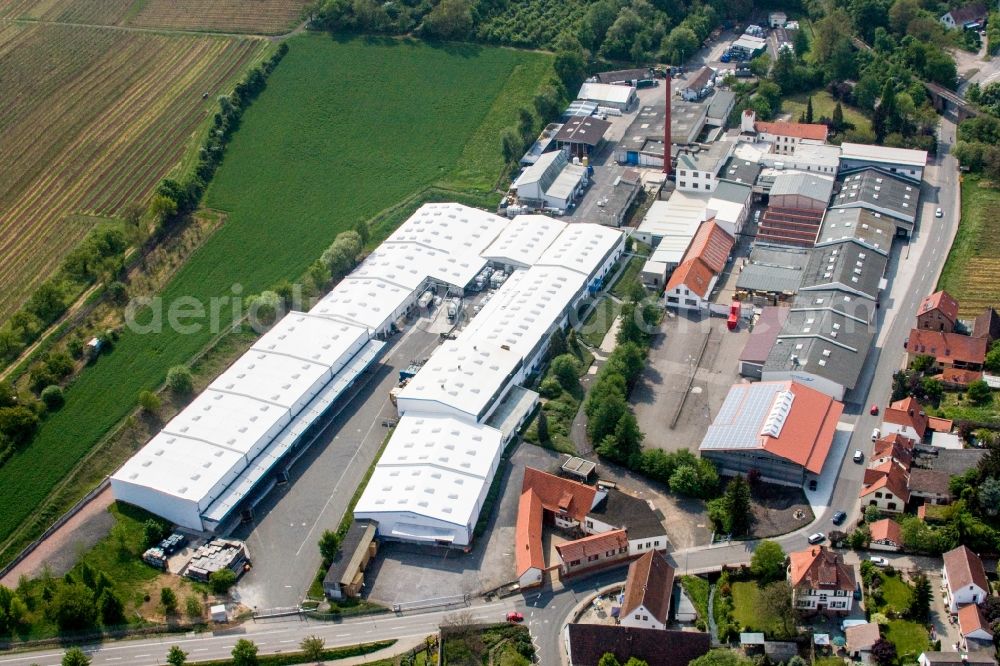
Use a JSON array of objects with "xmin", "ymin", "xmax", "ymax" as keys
[
  {"xmin": 839, "ymin": 143, "xmax": 927, "ymax": 182},
  {"xmin": 829, "ymin": 168, "xmax": 920, "ymax": 236},
  {"xmin": 736, "ymin": 244, "xmax": 811, "ymax": 300},
  {"xmin": 815, "ymin": 207, "xmax": 896, "ymax": 255}
]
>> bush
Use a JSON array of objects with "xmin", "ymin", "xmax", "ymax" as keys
[
  {"xmin": 166, "ymin": 365, "xmax": 194, "ymax": 395},
  {"xmin": 210, "ymin": 569, "xmax": 238, "ymax": 594},
  {"xmin": 139, "ymin": 390, "xmax": 161, "ymax": 414},
  {"xmin": 40, "ymin": 385, "xmax": 65, "ymax": 411},
  {"xmin": 538, "ymin": 377, "xmax": 562, "ymax": 399}
]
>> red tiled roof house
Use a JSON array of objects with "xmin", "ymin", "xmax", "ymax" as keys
[{"xmin": 788, "ymin": 546, "xmax": 856, "ymax": 614}]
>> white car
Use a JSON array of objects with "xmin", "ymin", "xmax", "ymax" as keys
[
  {"xmin": 935, "ymin": 208, "xmax": 943, "ymax": 218},
  {"xmin": 853, "ymin": 450, "xmax": 864, "ymax": 463},
  {"xmin": 808, "ymin": 532, "xmax": 826, "ymax": 544},
  {"xmin": 871, "ymin": 428, "xmax": 881, "ymax": 441},
  {"xmin": 870, "ymin": 556, "xmax": 889, "ymax": 567}
]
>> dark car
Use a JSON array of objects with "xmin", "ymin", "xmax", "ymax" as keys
[
  {"xmin": 832, "ymin": 511, "xmax": 847, "ymax": 526},
  {"xmin": 854, "ymin": 583, "xmax": 863, "ymax": 600},
  {"xmin": 808, "ymin": 479, "xmax": 818, "ymax": 491}
]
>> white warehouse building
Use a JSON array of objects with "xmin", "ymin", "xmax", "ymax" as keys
[{"xmin": 356, "ymin": 217, "xmax": 625, "ymax": 548}]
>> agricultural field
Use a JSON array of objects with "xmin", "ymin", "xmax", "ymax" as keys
[
  {"xmin": 0, "ymin": 34, "xmax": 554, "ymax": 558},
  {"xmin": 0, "ymin": 21, "xmax": 269, "ymax": 319},
  {"xmin": 938, "ymin": 175, "xmax": 1000, "ymax": 317},
  {"xmin": 0, "ymin": 0, "xmax": 307, "ymax": 35}
]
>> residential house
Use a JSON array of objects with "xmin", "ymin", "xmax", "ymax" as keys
[
  {"xmin": 868, "ymin": 519, "xmax": 904, "ymax": 552},
  {"xmin": 908, "ymin": 469, "xmax": 952, "ymax": 506},
  {"xmin": 943, "ymin": 545, "xmax": 990, "ymax": 613},
  {"xmin": 870, "ymin": 434, "xmax": 914, "ymax": 470},
  {"xmin": 846, "ymin": 622, "xmax": 881, "ymax": 663},
  {"xmin": 664, "ymin": 220, "xmax": 734, "ymax": 311},
  {"xmin": 917, "ymin": 291, "xmax": 959, "ymax": 333},
  {"xmin": 788, "ymin": 546, "xmax": 856, "ymax": 614},
  {"xmin": 586, "ymin": 487, "xmax": 669, "ymax": 556},
  {"xmin": 906, "ymin": 329, "xmax": 987, "ymax": 371},
  {"xmin": 566, "ymin": 625, "xmax": 711, "ymax": 666},
  {"xmin": 620, "ymin": 551, "xmax": 675, "ymax": 630},
  {"xmin": 958, "ymin": 603, "xmax": 995, "ymax": 648},
  {"xmin": 675, "ymin": 142, "xmax": 735, "ymax": 193},
  {"xmin": 882, "ymin": 397, "xmax": 929, "ymax": 442},
  {"xmin": 940, "ymin": 4, "xmax": 987, "ymax": 30},
  {"xmin": 860, "ymin": 460, "xmax": 910, "ymax": 513},
  {"xmin": 556, "ymin": 529, "xmax": 630, "ymax": 576},
  {"xmin": 919, "ymin": 653, "xmax": 997, "ymax": 666}
]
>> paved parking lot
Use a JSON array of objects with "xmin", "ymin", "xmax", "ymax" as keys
[
  {"xmin": 231, "ymin": 314, "xmax": 444, "ymax": 610},
  {"xmin": 632, "ymin": 310, "xmax": 748, "ymax": 453},
  {"xmin": 365, "ymin": 440, "xmax": 562, "ymax": 606}
]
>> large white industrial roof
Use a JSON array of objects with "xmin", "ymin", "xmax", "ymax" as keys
[
  {"xmin": 637, "ymin": 196, "xmax": 708, "ymax": 239},
  {"xmin": 577, "ymin": 82, "xmax": 635, "ymax": 105},
  {"xmin": 114, "ymin": 432, "xmax": 246, "ymax": 505},
  {"xmin": 461, "ymin": 265, "xmax": 585, "ymax": 359},
  {"xmin": 356, "ymin": 466, "xmax": 486, "ymax": 530},
  {"xmin": 346, "ymin": 244, "xmax": 437, "ymax": 291},
  {"xmin": 375, "ymin": 414, "xmax": 504, "ymax": 480},
  {"xmin": 310, "ymin": 277, "xmax": 413, "ymax": 333},
  {"xmin": 481, "ymin": 214, "xmax": 567, "ymax": 267},
  {"xmin": 251, "ymin": 312, "xmax": 368, "ymax": 371},
  {"xmin": 161, "ymin": 390, "xmax": 289, "ymax": 459},
  {"xmin": 210, "ymin": 350, "xmax": 328, "ymax": 409},
  {"xmin": 397, "ymin": 339, "xmax": 523, "ymax": 421},
  {"xmin": 385, "ymin": 202, "xmax": 505, "ymax": 258},
  {"xmin": 840, "ymin": 143, "xmax": 928, "ymax": 168},
  {"xmin": 537, "ymin": 223, "xmax": 622, "ymax": 276}
]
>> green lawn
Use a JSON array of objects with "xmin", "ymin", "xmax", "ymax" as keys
[
  {"xmin": 781, "ymin": 90, "xmax": 871, "ymax": 139},
  {"xmin": 609, "ymin": 255, "xmax": 645, "ymax": 300},
  {"xmin": 879, "ymin": 574, "xmax": 914, "ymax": 614},
  {"xmin": 0, "ymin": 34, "xmax": 554, "ymax": 558},
  {"xmin": 938, "ymin": 175, "xmax": 1000, "ymax": 317},
  {"xmin": 886, "ymin": 619, "xmax": 930, "ymax": 664},
  {"xmin": 929, "ymin": 391, "xmax": 1000, "ymax": 426},
  {"xmin": 731, "ymin": 582, "xmax": 795, "ymax": 638}
]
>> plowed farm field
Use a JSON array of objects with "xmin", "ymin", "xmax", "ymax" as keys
[
  {"xmin": 0, "ymin": 22, "xmax": 268, "ymax": 319},
  {"xmin": 0, "ymin": 0, "xmax": 307, "ymax": 35}
]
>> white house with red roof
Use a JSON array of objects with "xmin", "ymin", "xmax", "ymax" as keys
[
  {"xmin": 882, "ymin": 397, "xmax": 929, "ymax": 442},
  {"xmin": 860, "ymin": 460, "xmax": 910, "ymax": 513},
  {"xmin": 788, "ymin": 546, "xmax": 855, "ymax": 614},
  {"xmin": 620, "ymin": 551, "xmax": 675, "ymax": 630},
  {"xmin": 664, "ymin": 220, "xmax": 734, "ymax": 311},
  {"xmin": 943, "ymin": 545, "xmax": 990, "ymax": 613},
  {"xmin": 754, "ymin": 119, "xmax": 829, "ymax": 155},
  {"xmin": 699, "ymin": 380, "xmax": 843, "ymax": 486},
  {"xmin": 868, "ymin": 519, "xmax": 904, "ymax": 551},
  {"xmin": 959, "ymin": 603, "xmax": 994, "ymax": 648}
]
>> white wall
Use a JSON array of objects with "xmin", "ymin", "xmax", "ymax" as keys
[
  {"xmin": 881, "ymin": 422, "xmax": 920, "ymax": 441},
  {"xmin": 628, "ymin": 535, "xmax": 668, "ymax": 557},
  {"xmin": 110, "ymin": 479, "xmax": 205, "ymax": 531},
  {"xmin": 862, "ymin": 492, "xmax": 905, "ymax": 513},
  {"xmin": 676, "ymin": 170, "xmax": 718, "ymax": 193},
  {"xmin": 620, "ymin": 604, "xmax": 667, "ymax": 631},
  {"xmin": 944, "ymin": 566, "xmax": 988, "ymax": 612}
]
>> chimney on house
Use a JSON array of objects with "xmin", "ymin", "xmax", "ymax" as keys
[
  {"xmin": 663, "ymin": 73, "xmax": 671, "ymax": 177},
  {"xmin": 741, "ymin": 108, "xmax": 756, "ymax": 133}
]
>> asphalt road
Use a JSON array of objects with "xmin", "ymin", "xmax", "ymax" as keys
[{"xmin": 0, "ymin": 122, "xmax": 962, "ymax": 666}]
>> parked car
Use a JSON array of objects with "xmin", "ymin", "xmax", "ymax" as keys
[
  {"xmin": 936, "ymin": 208, "xmax": 943, "ymax": 218},
  {"xmin": 808, "ymin": 532, "xmax": 826, "ymax": 544},
  {"xmin": 870, "ymin": 404, "xmax": 879, "ymax": 415},
  {"xmin": 870, "ymin": 556, "xmax": 889, "ymax": 567},
  {"xmin": 808, "ymin": 478, "xmax": 818, "ymax": 491},
  {"xmin": 832, "ymin": 511, "xmax": 847, "ymax": 525},
  {"xmin": 507, "ymin": 611, "xmax": 524, "ymax": 623},
  {"xmin": 853, "ymin": 450, "xmax": 864, "ymax": 463},
  {"xmin": 854, "ymin": 583, "xmax": 863, "ymax": 600},
  {"xmin": 871, "ymin": 428, "xmax": 880, "ymax": 441}
]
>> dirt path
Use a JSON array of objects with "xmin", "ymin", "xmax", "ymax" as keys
[{"xmin": 0, "ymin": 486, "xmax": 114, "ymax": 586}]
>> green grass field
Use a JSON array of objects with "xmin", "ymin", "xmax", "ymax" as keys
[
  {"xmin": 781, "ymin": 90, "xmax": 871, "ymax": 139},
  {"xmin": 938, "ymin": 175, "xmax": 1000, "ymax": 317},
  {"xmin": 878, "ymin": 574, "xmax": 913, "ymax": 613},
  {"xmin": 0, "ymin": 34, "xmax": 553, "ymax": 556}
]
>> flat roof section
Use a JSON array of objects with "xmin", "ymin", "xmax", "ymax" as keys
[
  {"xmin": 310, "ymin": 277, "xmax": 413, "ymax": 333},
  {"xmin": 385, "ymin": 202, "xmax": 506, "ymax": 259},
  {"xmin": 840, "ymin": 142, "xmax": 928, "ymax": 169},
  {"xmin": 210, "ymin": 349, "xmax": 329, "ymax": 411},
  {"xmin": 481, "ymin": 214, "xmax": 567, "ymax": 268},
  {"xmin": 555, "ymin": 116, "xmax": 611, "ymax": 147},
  {"xmin": 161, "ymin": 390, "xmax": 290, "ymax": 460},
  {"xmin": 537, "ymin": 223, "xmax": 622, "ymax": 277},
  {"xmin": 736, "ymin": 245, "xmax": 811, "ymax": 295},
  {"xmin": 252, "ymin": 312, "xmax": 369, "ymax": 370}
]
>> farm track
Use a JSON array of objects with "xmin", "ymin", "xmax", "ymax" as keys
[{"xmin": 0, "ymin": 20, "xmax": 267, "ymax": 317}]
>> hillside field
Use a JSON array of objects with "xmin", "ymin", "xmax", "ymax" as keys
[
  {"xmin": 0, "ymin": 34, "xmax": 554, "ymax": 560},
  {"xmin": 0, "ymin": 0, "xmax": 307, "ymax": 34},
  {"xmin": 938, "ymin": 175, "xmax": 1000, "ymax": 317},
  {"xmin": 0, "ymin": 22, "xmax": 269, "ymax": 319}
]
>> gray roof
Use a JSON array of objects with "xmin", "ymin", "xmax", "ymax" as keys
[
  {"xmin": 618, "ymin": 101, "xmax": 707, "ymax": 153},
  {"xmin": 914, "ymin": 448, "xmax": 987, "ymax": 476},
  {"xmin": 920, "ymin": 652, "xmax": 996, "ymax": 666},
  {"xmin": 800, "ymin": 240, "xmax": 887, "ymax": 300},
  {"xmin": 555, "ymin": 116, "xmax": 611, "ymax": 147},
  {"xmin": 676, "ymin": 142, "xmax": 731, "ymax": 173},
  {"xmin": 794, "ymin": 289, "xmax": 877, "ymax": 323},
  {"xmin": 713, "ymin": 180, "xmax": 752, "ymax": 205},
  {"xmin": 720, "ymin": 156, "xmax": 762, "ymax": 186},
  {"xmin": 769, "ymin": 172, "xmax": 835, "ymax": 204},
  {"xmin": 740, "ymin": 306, "xmax": 790, "ymax": 364},
  {"xmin": 830, "ymin": 167, "xmax": 919, "ymax": 227},
  {"xmin": 707, "ymin": 90, "xmax": 736, "ymax": 119},
  {"xmin": 736, "ymin": 245, "xmax": 811, "ymax": 295},
  {"xmin": 815, "ymin": 208, "xmax": 897, "ymax": 255},
  {"xmin": 589, "ymin": 488, "xmax": 666, "ymax": 540},
  {"xmin": 595, "ymin": 68, "xmax": 652, "ymax": 84}
]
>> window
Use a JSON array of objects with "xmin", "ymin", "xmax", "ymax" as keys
[
  {"xmin": 693, "ymin": 183, "xmax": 699, "ymax": 189},
  {"xmin": 588, "ymin": 554, "xmax": 598, "ymax": 562},
  {"xmin": 643, "ymin": 615, "xmax": 648, "ymax": 621},
  {"xmin": 679, "ymin": 181, "xmax": 687, "ymax": 187},
  {"xmin": 654, "ymin": 540, "xmax": 660, "ymax": 547},
  {"xmin": 586, "ymin": 520, "xmax": 593, "ymax": 528},
  {"xmin": 875, "ymin": 492, "xmax": 883, "ymax": 498},
  {"xmin": 685, "ymin": 299, "xmax": 698, "ymax": 306},
  {"xmin": 679, "ymin": 170, "xmax": 687, "ymax": 176},
  {"xmin": 570, "ymin": 559, "xmax": 580, "ymax": 566},
  {"xmin": 888, "ymin": 502, "xmax": 897, "ymax": 511},
  {"xmin": 637, "ymin": 543, "xmax": 643, "ymax": 550},
  {"xmin": 634, "ymin": 614, "xmax": 640, "ymax": 619},
  {"xmin": 619, "ymin": 546, "xmax": 628, "ymax": 554}
]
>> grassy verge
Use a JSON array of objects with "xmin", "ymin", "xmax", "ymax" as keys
[
  {"xmin": 0, "ymin": 34, "xmax": 555, "ymax": 566},
  {"xmin": 929, "ymin": 391, "xmax": 1000, "ymax": 425},
  {"xmin": 609, "ymin": 256, "xmax": 645, "ymax": 300},
  {"xmin": 522, "ymin": 337, "xmax": 593, "ymax": 454},
  {"xmin": 580, "ymin": 297, "xmax": 622, "ymax": 348},
  {"xmin": 680, "ymin": 576, "xmax": 710, "ymax": 624},
  {"xmin": 781, "ymin": 89, "xmax": 871, "ymax": 138},
  {"xmin": 189, "ymin": 640, "xmax": 396, "ymax": 666},
  {"xmin": 938, "ymin": 175, "xmax": 1000, "ymax": 318}
]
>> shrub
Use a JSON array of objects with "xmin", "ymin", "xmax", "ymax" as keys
[
  {"xmin": 210, "ymin": 569, "xmax": 237, "ymax": 594},
  {"xmin": 166, "ymin": 365, "xmax": 194, "ymax": 395},
  {"xmin": 139, "ymin": 390, "xmax": 161, "ymax": 414},
  {"xmin": 40, "ymin": 385, "xmax": 65, "ymax": 411}
]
